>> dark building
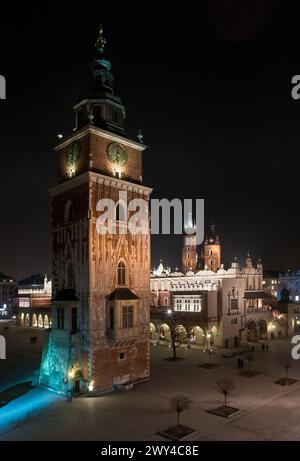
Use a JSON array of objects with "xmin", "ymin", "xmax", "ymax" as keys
[{"xmin": 0, "ymin": 272, "xmax": 17, "ymax": 318}]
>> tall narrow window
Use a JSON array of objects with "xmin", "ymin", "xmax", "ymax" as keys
[
  {"xmin": 64, "ymin": 201, "xmax": 74, "ymax": 223},
  {"xmin": 122, "ymin": 306, "xmax": 133, "ymax": 328},
  {"xmin": 57, "ymin": 308, "xmax": 64, "ymax": 329},
  {"xmin": 65, "ymin": 260, "xmax": 74, "ymax": 288},
  {"xmin": 71, "ymin": 307, "xmax": 77, "ymax": 331},
  {"xmin": 116, "ymin": 202, "xmax": 126, "ymax": 221},
  {"xmin": 117, "ymin": 262, "xmax": 126, "ymax": 286}
]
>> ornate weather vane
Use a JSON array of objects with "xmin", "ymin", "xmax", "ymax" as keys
[{"xmin": 95, "ymin": 24, "xmax": 107, "ymax": 53}]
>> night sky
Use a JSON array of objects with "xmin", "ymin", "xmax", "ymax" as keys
[{"xmin": 1, "ymin": 0, "xmax": 300, "ymax": 279}]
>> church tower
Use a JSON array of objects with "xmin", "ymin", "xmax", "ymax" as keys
[
  {"xmin": 39, "ymin": 27, "xmax": 151, "ymax": 394},
  {"xmin": 204, "ymin": 220, "xmax": 221, "ymax": 272},
  {"xmin": 182, "ymin": 212, "xmax": 198, "ymax": 273}
]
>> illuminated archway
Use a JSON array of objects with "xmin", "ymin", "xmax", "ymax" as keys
[
  {"xmin": 20, "ymin": 312, "xmax": 24, "ymax": 326},
  {"xmin": 149, "ymin": 323, "xmax": 157, "ymax": 340},
  {"xmin": 32, "ymin": 314, "xmax": 37, "ymax": 327},
  {"xmin": 176, "ymin": 325, "xmax": 187, "ymax": 342},
  {"xmin": 210, "ymin": 326, "xmax": 218, "ymax": 345},
  {"xmin": 44, "ymin": 315, "xmax": 49, "ymax": 329},
  {"xmin": 190, "ymin": 326, "xmax": 205, "ymax": 345},
  {"xmin": 158, "ymin": 323, "xmax": 171, "ymax": 341},
  {"xmin": 258, "ymin": 319, "xmax": 268, "ymax": 340},
  {"xmin": 38, "ymin": 314, "xmax": 44, "ymax": 328},
  {"xmin": 247, "ymin": 319, "xmax": 258, "ymax": 342},
  {"xmin": 25, "ymin": 313, "xmax": 30, "ymax": 326}
]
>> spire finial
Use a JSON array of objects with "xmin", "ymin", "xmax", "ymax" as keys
[{"xmin": 95, "ymin": 24, "xmax": 107, "ymax": 54}]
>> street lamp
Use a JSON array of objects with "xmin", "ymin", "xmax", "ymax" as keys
[{"xmin": 206, "ymin": 332, "xmax": 212, "ymax": 350}]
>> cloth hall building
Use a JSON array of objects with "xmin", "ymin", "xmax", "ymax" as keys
[{"xmin": 150, "ymin": 223, "xmax": 285, "ymax": 348}]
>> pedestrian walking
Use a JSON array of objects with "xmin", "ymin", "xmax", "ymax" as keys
[{"xmin": 66, "ymin": 389, "xmax": 73, "ymax": 402}]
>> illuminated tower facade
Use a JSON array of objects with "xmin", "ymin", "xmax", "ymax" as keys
[
  {"xmin": 39, "ymin": 27, "xmax": 151, "ymax": 394},
  {"xmin": 182, "ymin": 212, "xmax": 198, "ymax": 273},
  {"xmin": 204, "ymin": 221, "xmax": 221, "ymax": 272}
]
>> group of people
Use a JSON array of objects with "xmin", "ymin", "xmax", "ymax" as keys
[{"xmin": 261, "ymin": 343, "xmax": 269, "ymax": 351}]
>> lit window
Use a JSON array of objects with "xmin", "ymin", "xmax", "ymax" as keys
[
  {"xmin": 122, "ymin": 306, "xmax": 133, "ymax": 328},
  {"xmin": 19, "ymin": 298, "xmax": 30, "ymax": 308}
]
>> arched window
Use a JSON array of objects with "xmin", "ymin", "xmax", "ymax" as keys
[
  {"xmin": 209, "ymin": 249, "xmax": 213, "ymax": 256},
  {"xmin": 116, "ymin": 201, "xmax": 126, "ymax": 221},
  {"xmin": 116, "ymin": 203, "xmax": 120, "ymax": 221},
  {"xmin": 64, "ymin": 200, "xmax": 74, "ymax": 224},
  {"xmin": 117, "ymin": 262, "xmax": 126, "ymax": 286}
]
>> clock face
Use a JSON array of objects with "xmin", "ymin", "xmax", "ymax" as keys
[
  {"xmin": 107, "ymin": 142, "xmax": 127, "ymax": 167},
  {"xmin": 66, "ymin": 142, "xmax": 81, "ymax": 167}
]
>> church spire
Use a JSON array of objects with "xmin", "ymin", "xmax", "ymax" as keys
[
  {"xmin": 205, "ymin": 218, "xmax": 220, "ymax": 245},
  {"xmin": 245, "ymin": 251, "xmax": 253, "ymax": 268}
]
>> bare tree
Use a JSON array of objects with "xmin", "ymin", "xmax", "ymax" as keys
[
  {"xmin": 166, "ymin": 310, "xmax": 190, "ymax": 360},
  {"xmin": 170, "ymin": 395, "xmax": 192, "ymax": 429},
  {"xmin": 278, "ymin": 348, "xmax": 294, "ymax": 384},
  {"xmin": 245, "ymin": 354, "xmax": 254, "ymax": 370},
  {"xmin": 215, "ymin": 377, "xmax": 235, "ymax": 407},
  {"xmin": 282, "ymin": 356, "xmax": 293, "ymax": 384}
]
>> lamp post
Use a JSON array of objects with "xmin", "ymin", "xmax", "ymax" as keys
[{"xmin": 206, "ymin": 332, "xmax": 212, "ymax": 350}]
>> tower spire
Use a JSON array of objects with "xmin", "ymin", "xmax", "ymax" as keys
[
  {"xmin": 73, "ymin": 25, "xmax": 126, "ymax": 135},
  {"xmin": 203, "ymin": 218, "xmax": 221, "ymax": 272}
]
